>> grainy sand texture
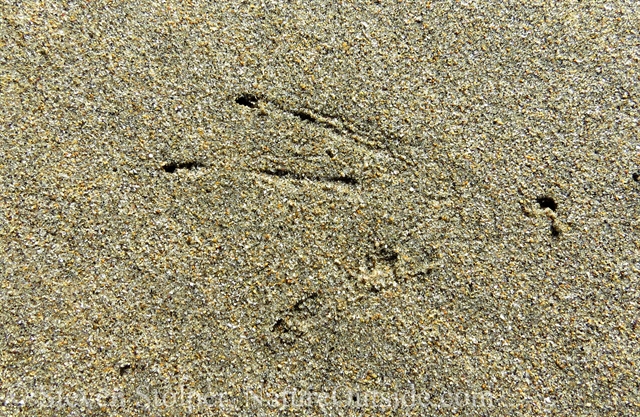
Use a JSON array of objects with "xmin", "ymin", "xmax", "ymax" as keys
[{"xmin": 1, "ymin": 1, "xmax": 639, "ymax": 415}]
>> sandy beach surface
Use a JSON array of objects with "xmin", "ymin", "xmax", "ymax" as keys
[{"xmin": 1, "ymin": 1, "xmax": 639, "ymax": 415}]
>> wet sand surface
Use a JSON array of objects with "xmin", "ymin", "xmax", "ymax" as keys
[{"xmin": 1, "ymin": 1, "xmax": 639, "ymax": 415}]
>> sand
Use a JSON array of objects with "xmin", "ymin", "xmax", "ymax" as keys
[{"xmin": 1, "ymin": 0, "xmax": 639, "ymax": 415}]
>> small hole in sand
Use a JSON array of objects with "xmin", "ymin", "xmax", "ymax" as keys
[
  {"xmin": 119, "ymin": 364, "xmax": 131, "ymax": 376},
  {"xmin": 236, "ymin": 94, "xmax": 259, "ymax": 108},
  {"xmin": 378, "ymin": 247, "xmax": 398, "ymax": 264},
  {"xmin": 536, "ymin": 196, "xmax": 557, "ymax": 211},
  {"xmin": 162, "ymin": 163, "xmax": 178, "ymax": 173}
]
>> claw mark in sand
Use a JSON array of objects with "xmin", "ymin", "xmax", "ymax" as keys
[
  {"xmin": 161, "ymin": 161, "xmax": 206, "ymax": 173},
  {"xmin": 234, "ymin": 93, "xmax": 390, "ymax": 153},
  {"xmin": 260, "ymin": 168, "xmax": 358, "ymax": 186}
]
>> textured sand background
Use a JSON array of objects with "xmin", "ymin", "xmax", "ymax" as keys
[{"xmin": 1, "ymin": 0, "xmax": 639, "ymax": 415}]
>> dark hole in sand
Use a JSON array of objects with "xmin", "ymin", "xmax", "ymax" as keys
[
  {"xmin": 536, "ymin": 196, "xmax": 557, "ymax": 211},
  {"xmin": 236, "ymin": 94, "xmax": 259, "ymax": 108},
  {"xmin": 119, "ymin": 364, "xmax": 131, "ymax": 376},
  {"xmin": 633, "ymin": 172, "xmax": 640, "ymax": 182},
  {"xmin": 378, "ymin": 247, "xmax": 399, "ymax": 263},
  {"xmin": 551, "ymin": 223, "xmax": 561, "ymax": 238}
]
